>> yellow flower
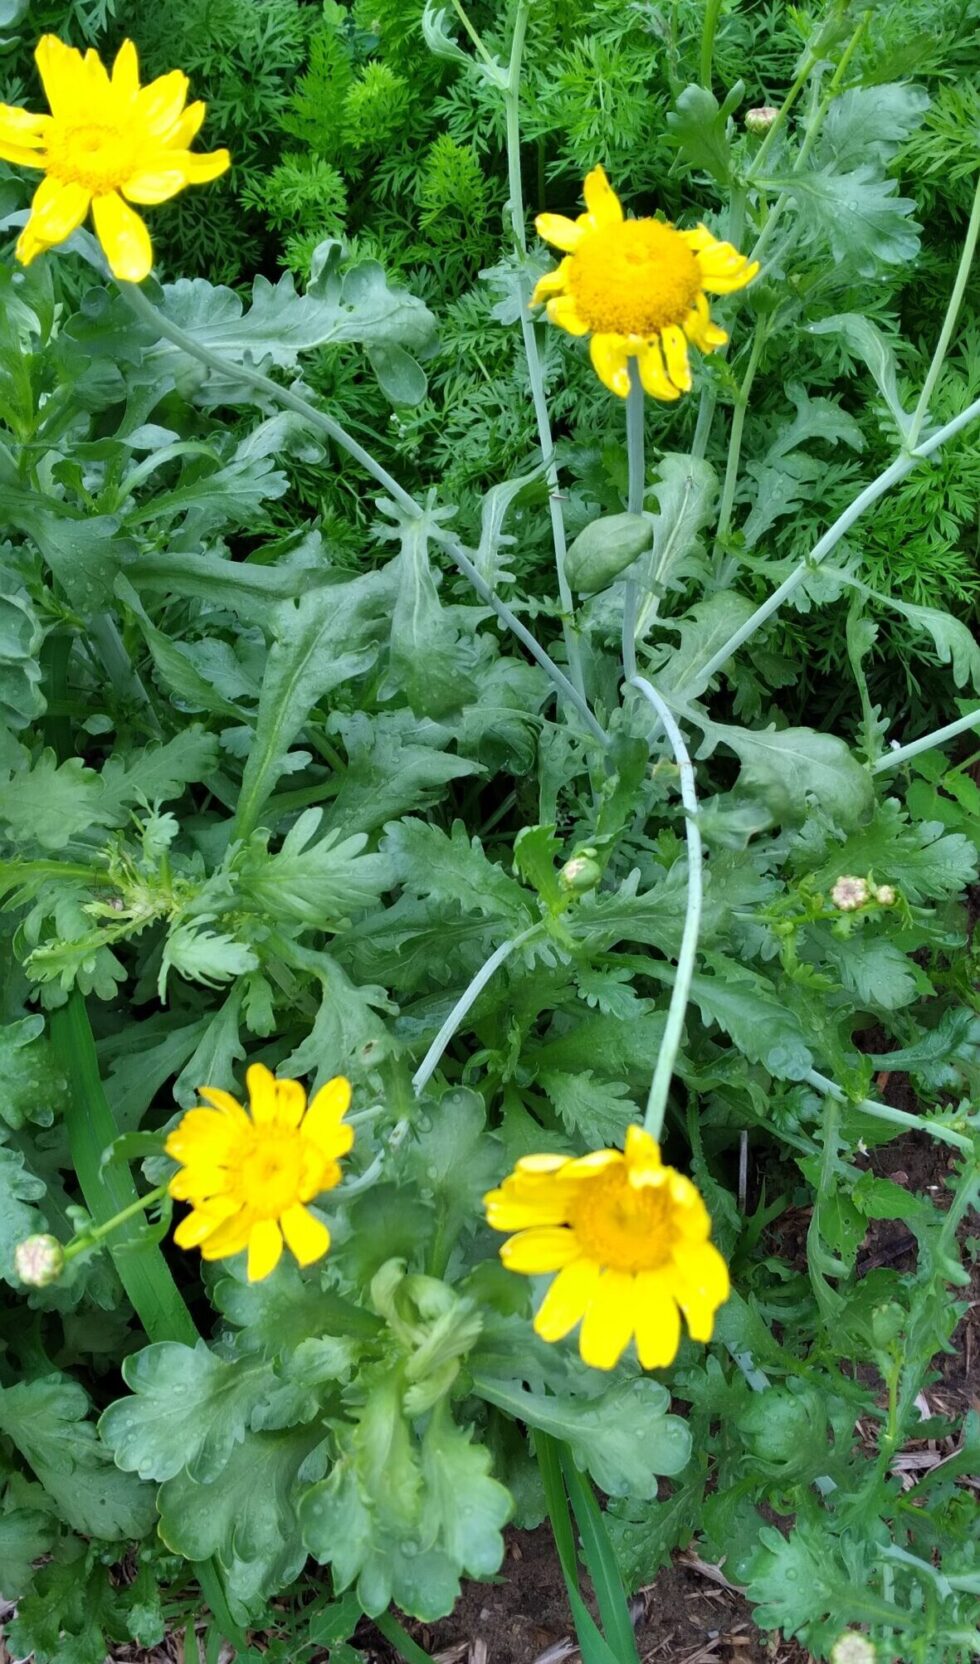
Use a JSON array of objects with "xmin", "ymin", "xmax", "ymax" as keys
[
  {"xmin": 484, "ymin": 1125, "xmax": 729, "ymax": 1370},
  {"xmin": 166, "ymin": 1064, "xmax": 353, "ymax": 1282},
  {"xmin": 532, "ymin": 164, "xmax": 758, "ymax": 399},
  {"xmin": 0, "ymin": 34, "xmax": 230, "ymax": 282}
]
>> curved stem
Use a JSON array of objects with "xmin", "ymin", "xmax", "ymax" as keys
[
  {"xmin": 806, "ymin": 1070, "xmax": 972, "ymax": 1155},
  {"xmin": 685, "ymin": 394, "xmax": 980, "ymax": 695},
  {"xmin": 621, "ymin": 362, "xmax": 645, "ymax": 681},
  {"xmin": 907, "ymin": 170, "xmax": 980, "ymax": 449},
  {"xmin": 117, "ymin": 280, "xmax": 606, "ymax": 748},
  {"xmin": 629, "ymin": 677, "xmax": 704, "ymax": 1141},
  {"xmin": 505, "ymin": 1, "xmax": 587, "ymax": 704},
  {"xmin": 871, "ymin": 707, "xmax": 980, "ymax": 774},
  {"xmin": 411, "ymin": 923, "xmax": 541, "ymax": 1096}
]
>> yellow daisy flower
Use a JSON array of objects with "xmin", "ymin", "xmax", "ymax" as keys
[
  {"xmin": 166, "ymin": 1064, "xmax": 353, "ymax": 1282},
  {"xmin": 532, "ymin": 164, "xmax": 759, "ymax": 399},
  {"xmin": 0, "ymin": 34, "xmax": 230, "ymax": 282},
  {"xmin": 484, "ymin": 1125, "xmax": 729, "ymax": 1370}
]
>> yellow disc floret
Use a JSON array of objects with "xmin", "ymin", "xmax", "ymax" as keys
[
  {"xmin": 0, "ymin": 34, "xmax": 230, "ymax": 282},
  {"xmin": 166, "ymin": 1064, "xmax": 353, "ymax": 1281},
  {"xmin": 531, "ymin": 164, "xmax": 759, "ymax": 399},
  {"xmin": 484, "ymin": 1125, "xmax": 729, "ymax": 1370}
]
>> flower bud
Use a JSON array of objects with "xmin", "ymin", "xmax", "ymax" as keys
[
  {"xmin": 874, "ymin": 884, "xmax": 896, "ymax": 906},
  {"xmin": 15, "ymin": 1234, "xmax": 65, "ymax": 1287},
  {"xmin": 831, "ymin": 1634, "xmax": 876, "ymax": 1664},
  {"xmin": 558, "ymin": 855, "xmax": 602, "ymax": 894},
  {"xmin": 831, "ymin": 875, "xmax": 869, "ymax": 912},
  {"xmin": 565, "ymin": 513, "xmax": 651, "ymax": 594},
  {"xmin": 745, "ymin": 106, "xmax": 778, "ymax": 135}
]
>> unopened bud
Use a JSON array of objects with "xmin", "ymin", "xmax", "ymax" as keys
[
  {"xmin": 745, "ymin": 106, "xmax": 778, "ymax": 135},
  {"xmin": 559, "ymin": 855, "xmax": 602, "ymax": 894},
  {"xmin": 15, "ymin": 1234, "xmax": 65, "ymax": 1287},
  {"xmin": 831, "ymin": 876, "xmax": 869, "ymax": 912},
  {"xmin": 831, "ymin": 1635, "xmax": 876, "ymax": 1664},
  {"xmin": 874, "ymin": 884, "xmax": 896, "ymax": 906}
]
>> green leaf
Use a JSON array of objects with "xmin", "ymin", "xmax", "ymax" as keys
[
  {"xmin": 419, "ymin": 1403, "xmax": 511, "ymax": 1577},
  {"xmin": 820, "ymin": 934, "xmax": 922, "ymax": 1010},
  {"xmin": 698, "ymin": 718, "xmax": 874, "ymax": 828},
  {"xmin": 744, "ymin": 1524, "xmax": 843, "ymax": 1636},
  {"xmin": 816, "ymin": 82, "xmax": 930, "ymax": 171},
  {"xmin": 365, "ymin": 341, "xmax": 428, "ymax": 405},
  {"xmin": 878, "ymin": 595, "xmax": 980, "ymax": 692},
  {"xmin": 0, "ymin": 1376, "xmax": 155, "ymax": 1540},
  {"xmin": 0, "ymin": 1133, "xmax": 47, "ymax": 1286},
  {"xmin": 280, "ymin": 958, "xmax": 394, "ymax": 1085},
  {"xmin": 158, "ymin": 1425, "xmax": 322, "ymax": 1620},
  {"xmin": 233, "ymin": 575, "xmax": 390, "ymax": 839},
  {"xmin": 665, "ymin": 83, "xmax": 743, "ymax": 185},
  {"xmin": 632, "ymin": 454, "xmax": 717, "ymax": 641},
  {"xmin": 652, "ymin": 594, "xmax": 758, "ymax": 701},
  {"xmin": 378, "ymin": 503, "xmax": 477, "ymax": 718},
  {"xmin": 240, "ymin": 809, "xmax": 392, "ymax": 929},
  {"xmin": 100, "ymin": 1342, "xmax": 273, "ymax": 1483},
  {"xmin": 0, "ymin": 1015, "xmax": 65, "ymax": 1130},
  {"xmin": 537, "ymin": 1070, "xmax": 639, "ymax": 1144},
  {"xmin": 807, "ymin": 314, "xmax": 913, "ymax": 436},
  {"xmin": 0, "ymin": 1506, "xmax": 55, "ymax": 1599},
  {"xmin": 159, "ymin": 923, "xmax": 258, "ymax": 999},
  {"xmin": 0, "ymin": 752, "xmax": 104, "ymax": 851},
  {"xmin": 777, "ymin": 166, "xmax": 921, "ymax": 275},
  {"xmin": 99, "ymin": 729, "xmax": 220, "ymax": 817},
  {"xmin": 686, "ymin": 954, "xmax": 813, "ymax": 1079},
  {"xmin": 385, "ymin": 818, "xmax": 532, "ymax": 924},
  {"xmin": 403, "ymin": 1090, "xmax": 499, "ymax": 1244},
  {"xmin": 513, "ymin": 823, "xmax": 564, "ymax": 913},
  {"xmin": 474, "ymin": 1377, "xmax": 690, "ymax": 1500},
  {"xmin": 799, "ymin": 798, "xmax": 978, "ymax": 903},
  {"xmin": 322, "ymin": 711, "xmax": 480, "ymax": 837},
  {"xmin": 0, "ymin": 572, "xmax": 44, "ymax": 729}
]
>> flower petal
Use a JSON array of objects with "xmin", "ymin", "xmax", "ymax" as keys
[
  {"xmin": 173, "ymin": 1195, "xmax": 238, "ymax": 1248},
  {"xmin": 582, "ymin": 164, "xmax": 623, "ymax": 229},
  {"xmin": 589, "ymin": 333, "xmax": 631, "ymax": 398},
  {"xmin": 247, "ymin": 1219, "xmax": 283, "ymax": 1281},
  {"xmin": 303, "ymin": 1076, "xmax": 352, "ymax": 1145},
  {"xmin": 535, "ymin": 212, "xmax": 584, "ymax": 253},
  {"xmin": 122, "ymin": 168, "xmax": 189, "ymax": 205},
  {"xmin": 546, "ymin": 294, "xmax": 590, "ymax": 336},
  {"xmin": 683, "ymin": 293, "xmax": 727, "ymax": 352},
  {"xmin": 500, "ymin": 1225, "xmax": 581, "ymax": 1274},
  {"xmin": 110, "ymin": 39, "xmax": 140, "ymax": 101},
  {"xmin": 0, "ymin": 103, "xmax": 49, "ymax": 166},
  {"xmin": 280, "ymin": 1202, "xmax": 331, "ymax": 1267},
  {"xmin": 534, "ymin": 1256, "xmax": 601, "ymax": 1342},
  {"xmin": 660, "ymin": 323, "xmax": 692, "ymax": 391},
  {"xmin": 634, "ymin": 1270, "xmax": 682, "ymax": 1369},
  {"xmin": 34, "ymin": 35, "xmax": 86, "ymax": 119},
  {"xmin": 674, "ymin": 1241, "xmax": 730, "ymax": 1341},
  {"xmin": 245, "ymin": 1062, "xmax": 278, "ymax": 1123},
  {"xmin": 579, "ymin": 1268, "xmax": 638, "ymax": 1369},
  {"xmin": 173, "ymin": 147, "xmax": 231, "ymax": 184},
  {"xmin": 16, "ymin": 177, "xmax": 90, "ymax": 264},
  {"xmin": 165, "ymin": 1107, "xmax": 239, "ymax": 1164},
  {"xmin": 197, "ymin": 1086, "xmax": 249, "ymax": 1124},
  {"xmin": 91, "ymin": 191, "xmax": 153, "ymax": 281},
  {"xmin": 636, "ymin": 337, "xmax": 679, "ymax": 402},
  {"xmin": 531, "ymin": 259, "xmax": 571, "ymax": 307},
  {"xmin": 199, "ymin": 1212, "xmax": 253, "ymax": 1260},
  {"xmin": 137, "ymin": 69, "xmax": 190, "ymax": 137},
  {"xmin": 161, "ymin": 100, "xmax": 206, "ymax": 148}
]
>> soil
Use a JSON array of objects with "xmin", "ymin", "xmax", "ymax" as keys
[{"xmin": 363, "ymin": 1531, "xmax": 812, "ymax": 1664}]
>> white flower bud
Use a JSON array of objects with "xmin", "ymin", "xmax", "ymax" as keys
[
  {"xmin": 874, "ymin": 884, "xmax": 896, "ymax": 906},
  {"xmin": 745, "ymin": 106, "xmax": 779, "ymax": 135},
  {"xmin": 831, "ymin": 1634, "xmax": 876, "ymax": 1664},
  {"xmin": 15, "ymin": 1234, "xmax": 65, "ymax": 1288},
  {"xmin": 831, "ymin": 876, "xmax": 870, "ymax": 911}
]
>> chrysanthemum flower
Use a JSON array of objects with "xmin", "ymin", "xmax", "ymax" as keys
[
  {"xmin": 166, "ymin": 1064, "xmax": 353, "ymax": 1282},
  {"xmin": 0, "ymin": 34, "xmax": 230, "ymax": 282},
  {"xmin": 532, "ymin": 165, "xmax": 758, "ymax": 399},
  {"xmin": 484, "ymin": 1125, "xmax": 729, "ymax": 1370}
]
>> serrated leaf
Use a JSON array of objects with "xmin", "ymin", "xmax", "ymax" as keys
[
  {"xmin": 880, "ymin": 595, "xmax": 980, "ymax": 691},
  {"xmin": 159, "ymin": 923, "xmax": 258, "ymax": 999},
  {"xmin": 821, "ymin": 934, "xmax": 922, "ymax": 1010},
  {"xmin": 537, "ymin": 1070, "xmax": 638, "ymax": 1145},
  {"xmin": 99, "ymin": 728, "xmax": 220, "ymax": 817},
  {"xmin": 513, "ymin": 823, "xmax": 564, "ymax": 913},
  {"xmin": 633, "ymin": 454, "xmax": 718, "ymax": 641},
  {"xmin": 100, "ymin": 1341, "xmax": 273, "ymax": 1483},
  {"xmin": 776, "ymin": 165, "xmax": 921, "ymax": 275},
  {"xmin": 0, "ymin": 1135, "xmax": 46, "ymax": 1285},
  {"xmin": 240, "ymin": 809, "xmax": 392, "ymax": 929},
  {"xmin": 420, "ymin": 1403, "xmax": 511, "ymax": 1577},
  {"xmin": 322, "ymin": 711, "xmax": 480, "ymax": 837},
  {"xmin": 698, "ymin": 718, "xmax": 873, "ymax": 829},
  {"xmin": 280, "ymin": 958, "xmax": 395, "ymax": 1087},
  {"xmin": 378, "ymin": 504, "xmax": 477, "ymax": 718},
  {"xmin": 801, "ymin": 798, "xmax": 978, "ymax": 903},
  {"xmin": 807, "ymin": 314, "xmax": 913, "ymax": 436},
  {"xmin": 653, "ymin": 594, "xmax": 758, "ymax": 701},
  {"xmin": 0, "ymin": 752, "xmax": 104, "ymax": 851},
  {"xmin": 384, "ymin": 818, "xmax": 532, "ymax": 923},
  {"xmin": 665, "ymin": 83, "xmax": 743, "ymax": 184},
  {"xmin": 816, "ymin": 82, "xmax": 929, "ymax": 171},
  {"xmin": 0, "ymin": 573, "xmax": 44, "ymax": 729},
  {"xmin": 0, "ymin": 1376, "xmax": 155, "ymax": 1540},
  {"xmin": 687, "ymin": 954, "xmax": 813, "ymax": 1079}
]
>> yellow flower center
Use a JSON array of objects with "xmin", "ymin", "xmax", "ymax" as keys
[
  {"xmin": 568, "ymin": 219, "xmax": 702, "ymax": 338},
  {"xmin": 569, "ymin": 1167, "xmax": 677, "ymax": 1273},
  {"xmin": 44, "ymin": 121, "xmax": 136, "ymax": 193},
  {"xmin": 227, "ymin": 1126, "xmax": 327, "ymax": 1220}
]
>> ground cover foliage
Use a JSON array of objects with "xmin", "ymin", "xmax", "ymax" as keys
[{"xmin": 0, "ymin": 1, "xmax": 979, "ymax": 1662}]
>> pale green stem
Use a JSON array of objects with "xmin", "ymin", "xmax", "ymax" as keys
[
  {"xmin": 505, "ymin": 1, "xmax": 587, "ymax": 705},
  {"xmin": 63, "ymin": 1183, "xmax": 167, "ymax": 1262},
  {"xmin": 447, "ymin": 0, "xmax": 498, "ymax": 70},
  {"xmin": 699, "ymin": 0, "xmax": 723, "ymax": 89},
  {"xmin": 871, "ymin": 707, "xmax": 980, "ymax": 774},
  {"xmin": 117, "ymin": 282, "xmax": 607, "ymax": 749},
  {"xmin": 621, "ymin": 362, "xmax": 645, "ymax": 682},
  {"xmin": 685, "ymin": 394, "xmax": 980, "ymax": 695},
  {"xmin": 411, "ymin": 923, "xmax": 541, "ymax": 1096},
  {"xmin": 88, "ymin": 611, "xmax": 162, "ymax": 733},
  {"xmin": 806, "ymin": 1070, "xmax": 972, "ymax": 1156},
  {"xmin": 907, "ymin": 170, "xmax": 980, "ymax": 449},
  {"xmin": 711, "ymin": 318, "xmax": 767, "ymax": 570},
  {"xmin": 629, "ymin": 676, "xmax": 703, "ymax": 1141}
]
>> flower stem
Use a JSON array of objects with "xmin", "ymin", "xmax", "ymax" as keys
[
  {"xmin": 629, "ymin": 677, "xmax": 704, "ymax": 1141},
  {"xmin": 711, "ymin": 317, "xmax": 767, "ymax": 571},
  {"xmin": 870, "ymin": 706, "xmax": 980, "ymax": 775},
  {"xmin": 806, "ymin": 1070, "xmax": 973, "ymax": 1155},
  {"xmin": 683, "ymin": 393, "xmax": 980, "ymax": 696},
  {"xmin": 504, "ymin": 1, "xmax": 587, "ymax": 706},
  {"xmin": 117, "ymin": 281, "xmax": 606, "ymax": 748},
  {"xmin": 411, "ymin": 923, "xmax": 541, "ymax": 1096},
  {"xmin": 64, "ymin": 1184, "xmax": 168, "ymax": 1263},
  {"xmin": 699, "ymin": 0, "xmax": 724, "ymax": 89},
  {"xmin": 621, "ymin": 361, "xmax": 645, "ymax": 681},
  {"xmin": 907, "ymin": 169, "xmax": 980, "ymax": 449}
]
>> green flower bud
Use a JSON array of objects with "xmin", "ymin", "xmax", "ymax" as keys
[
  {"xmin": 831, "ymin": 1634, "xmax": 876, "ymax": 1664},
  {"xmin": 558, "ymin": 855, "xmax": 602, "ymax": 894},
  {"xmin": 15, "ymin": 1234, "xmax": 65, "ymax": 1288},
  {"xmin": 745, "ymin": 105, "xmax": 778, "ymax": 135},
  {"xmin": 565, "ymin": 512, "xmax": 651, "ymax": 594}
]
